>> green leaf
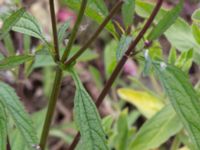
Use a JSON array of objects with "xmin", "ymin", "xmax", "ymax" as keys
[
  {"xmin": 192, "ymin": 24, "xmax": 200, "ymax": 45},
  {"xmin": 3, "ymin": 33, "xmax": 15, "ymax": 55},
  {"xmin": 0, "ymin": 103, "xmax": 7, "ymax": 150},
  {"xmin": 58, "ymin": 20, "xmax": 71, "ymax": 45},
  {"xmin": 1, "ymin": 11, "xmax": 45, "ymax": 40},
  {"xmin": 13, "ymin": 12, "xmax": 45, "ymax": 40},
  {"xmin": 192, "ymin": 8, "xmax": 200, "ymax": 22},
  {"xmin": 148, "ymin": 0, "xmax": 183, "ymax": 40},
  {"xmin": 62, "ymin": 0, "xmax": 117, "ymax": 39},
  {"xmin": 116, "ymin": 109, "xmax": 129, "ymax": 150},
  {"xmin": 104, "ymin": 40, "xmax": 117, "ymax": 78},
  {"xmin": 116, "ymin": 35, "xmax": 132, "ymax": 61},
  {"xmin": 0, "ymin": 55, "xmax": 34, "ymax": 70},
  {"xmin": 0, "ymin": 82, "xmax": 39, "ymax": 150},
  {"xmin": 71, "ymin": 70, "xmax": 108, "ymax": 150},
  {"xmin": 122, "ymin": 0, "xmax": 135, "ymax": 28},
  {"xmin": 0, "ymin": 8, "xmax": 25, "ymax": 39},
  {"xmin": 129, "ymin": 105, "xmax": 182, "ymax": 150},
  {"xmin": 153, "ymin": 62, "xmax": 200, "ymax": 150},
  {"xmin": 168, "ymin": 47, "xmax": 177, "ymax": 65}
]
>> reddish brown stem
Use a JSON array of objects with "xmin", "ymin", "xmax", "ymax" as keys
[{"xmin": 68, "ymin": 0, "xmax": 164, "ymax": 149}]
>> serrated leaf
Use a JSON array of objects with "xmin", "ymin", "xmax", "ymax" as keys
[
  {"xmin": 0, "ymin": 82, "xmax": 38, "ymax": 150},
  {"xmin": 12, "ymin": 12, "xmax": 45, "ymax": 40},
  {"xmin": 71, "ymin": 70, "xmax": 108, "ymax": 150},
  {"xmin": 129, "ymin": 105, "xmax": 182, "ymax": 150},
  {"xmin": 116, "ymin": 35, "xmax": 132, "ymax": 61},
  {"xmin": 0, "ymin": 55, "xmax": 34, "ymax": 70},
  {"xmin": 0, "ymin": 8, "xmax": 25, "ymax": 40},
  {"xmin": 58, "ymin": 20, "xmax": 71, "ymax": 45},
  {"xmin": 0, "ymin": 103, "xmax": 7, "ymax": 150},
  {"xmin": 122, "ymin": 0, "xmax": 135, "ymax": 28},
  {"xmin": 153, "ymin": 62, "xmax": 200, "ymax": 150},
  {"xmin": 148, "ymin": 0, "xmax": 183, "ymax": 40},
  {"xmin": 118, "ymin": 88, "xmax": 164, "ymax": 119}
]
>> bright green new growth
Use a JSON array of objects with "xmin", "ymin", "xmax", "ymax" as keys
[
  {"xmin": 71, "ymin": 70, "xmax": 108, "ymax": 150},
  {"xmin": 154, "ymin": 62, "xmax": 200, "ymax": 150},
  {"xmin": 0, "ymin": 82, "xmax": 39, "ymax": 150}
]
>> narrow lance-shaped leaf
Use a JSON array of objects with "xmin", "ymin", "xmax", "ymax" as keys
[
  {"xmin": 58, "ymin": 20, "xmax": 71, "ymax": 46},
  {"xmin": 129, "ymin": 105, "xmax": 183, "ymax": 150},
  {"xmin": 153, "ymin": 62, "xmax": 200, "ymax": 150},
  {"xmin": 122, "ymin": 0, "xmax": 135, "ymax": 28},
  {"xmin": 116, "ymin": 34, "xmax": 132, "ymax": 61},
  {"xmin": 0, "ymin": 8, "xmax": 25, "ymax": 40},
  {"xmin": 71, "ymin": 70, "xmax": 108, "ymax": 150},
  {"xmin": 0, "ymin": 55, "xmax": 34, "ymax": 70},
  {"xmin": 0, "ymin": 103, "xmax": 7, "ymax": 150},
  {"xmin": 0, "ymin": 82, "xmax": 39, "ymax": 150},
  {"xmin": 148, "ymin": 0, "xmax": 183, "ymax": 40}
]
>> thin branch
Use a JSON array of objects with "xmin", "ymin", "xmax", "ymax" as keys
[
  {"xmin": 49, "ymin": 0, "xmax": 60, "ymax": 61},
  {"xmin": 61, "ymin": 0, "xmax": 88, "ymax": 62},
  {"xmin": 68, "ymin": 0, "xmax": 164, "ymax": 149},
  {"xmin": 64, "ymin": 0, "xmax": 123, "ymax": 66}
]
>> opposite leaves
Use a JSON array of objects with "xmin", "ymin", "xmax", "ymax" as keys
[
  {"xmin": 153, "ymin": 62, "xmax": 200, "ymax": 150},
  {"xmin": 0, "ymin": 82, "xmax": 39, "ymax": 150},
  {"xmin": 71, "ymin": 70, "xmax": 108, "ymax": 150}
]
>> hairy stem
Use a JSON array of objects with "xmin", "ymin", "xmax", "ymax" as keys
[
  {"xmin": 49, "ymin": 0, "xmax": 60, "ymax": 61},
  {"xmin": 40, "ymin": 0, "xmax": 87, "ymax": 149},
  {"xmin": 68, "ymin": 0, "xmax": 164, "ymax": 149},
  {"xmin": 61, "ymin": 0, "xmax": 88, "ymax": 62},
  {"xmin": 40, "ymin": 68, "xmax": 63, "ymax": 149},
  {"xmin": 64, "ymin": 0, "xmax": 123, "ymax": 66}
]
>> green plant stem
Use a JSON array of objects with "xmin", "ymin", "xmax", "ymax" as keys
[
  {"xmin": 170, "ymin": 136, "xmax": 180, "ymax": 150},
  {"xmin": 49, "ymin": 0, "xmax": 60, "ymax": 61},
  {"xmin": 61, "ymin": 0, "xmax": 88, "ymax": 62},
  {"xmin": 39, "ymin": 68, "xmax": 63, "ymax": 150},
  {"xmin": 64, "ymin": 0, "xmax": 123, "ymax": 66},
  {"xmin": 68, "ymin": 0, "xmax": 164, "ymax": 149}
]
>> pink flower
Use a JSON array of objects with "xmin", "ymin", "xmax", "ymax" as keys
[
  {"xmin": 124, "ymin": 59, "xmax": 138, "ymax": 76},
  {"xmin": 57, "ymin": 8, "xmax": 76, "ymax": 24}
]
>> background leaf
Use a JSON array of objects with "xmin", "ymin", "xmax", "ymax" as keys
[
  {"xmin": 148, "ymin": 0, "xmax": 183, "ymax": 40},
  {"xmin": 116, "ymin": 35, "xmax": 132, "ymax": 61},
  {"xmin": 0, "ymin": 55, "xmax": 34, "ymax": 70},
  {"xmin": 122, "ymin": 0, "xmax": 135, "ymax": 28},
  {"xmin": 118, "ymin": 88, "xmax": 164, "ymax": 119},
  {"xmin": 129, "ymin": 106, "xmax": 182, "ymax": 150}
]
